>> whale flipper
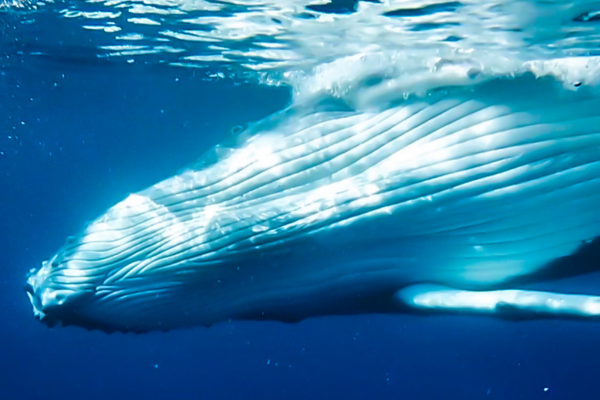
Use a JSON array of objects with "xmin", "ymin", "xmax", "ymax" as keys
[{"xmin": 395, "ymin": 284, "xmax": 600, "ymax": 318}]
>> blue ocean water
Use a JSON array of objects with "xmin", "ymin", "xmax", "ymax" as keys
[{"xmin": 3, "ymin": 1, "xmax": 600, "ymax": 399}]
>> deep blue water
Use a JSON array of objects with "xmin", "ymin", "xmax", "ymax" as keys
[{"xmin": 3, "ymin": 11, "xmax": 600, "ymax": 400}]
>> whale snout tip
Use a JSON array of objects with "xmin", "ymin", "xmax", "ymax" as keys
[
  {"xmin": 25, "ymin": 268, "xmax": 49, "ymax": 323},
  {"xmin": 23, "ymin": 278, "xmax": 34, "ymax": 297},
  {"xmin": 24, "ymin": 264, "xmax": 76, "ymax": 328}
]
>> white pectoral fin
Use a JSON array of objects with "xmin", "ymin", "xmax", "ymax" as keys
[{"xmin": 395, "ymin": 284, "xmax": 600, "ymax": 319}]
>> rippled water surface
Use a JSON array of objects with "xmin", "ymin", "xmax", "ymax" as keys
[{"xmin": 5, "ymin": 0, "xmax": 600, "ymax": 97}]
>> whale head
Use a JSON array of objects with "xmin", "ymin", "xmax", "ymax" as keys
[
  {"xmin": 23, "ymin": 193, "xmax": 183, "ymax": 332},
  {"xmin": 23, "ymin": 189, "xmax": 233, "ymax": 332},
  {"xmin": 24, "ymin": 256, "xmax": 93, "ymax": 329}
]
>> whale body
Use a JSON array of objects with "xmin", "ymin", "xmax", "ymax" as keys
[{"xmin": 25, "ymin": 78, "xmax": 600, "ymax": 332}]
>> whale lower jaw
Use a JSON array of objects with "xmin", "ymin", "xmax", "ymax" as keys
[{"xmin": 25, "ymin": 77, "xmax": 600, "ymax": 332}]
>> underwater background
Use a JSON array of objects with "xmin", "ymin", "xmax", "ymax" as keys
[{"xmin": 3, "ymin": 0, "xmax": 600, "ymax": 399}]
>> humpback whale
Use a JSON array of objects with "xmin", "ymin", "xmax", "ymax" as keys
[{"xmin": 24, "ymin": 77, "xmax": 600, "ymax": 332}]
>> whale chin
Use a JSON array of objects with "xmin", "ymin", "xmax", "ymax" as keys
[{"xmin": 25, "ymin": 76, "xmax": 600, "ymax": 332}]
